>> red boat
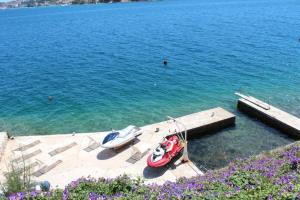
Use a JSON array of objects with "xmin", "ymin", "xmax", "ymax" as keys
[{"xmin": 147, "ymin": 134, "xmax": 183, "ymax": 168}]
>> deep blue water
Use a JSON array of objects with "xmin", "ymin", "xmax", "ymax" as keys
[{"xmin": 0, "ymin": 0, "xmax": 300, "ymax": 169}]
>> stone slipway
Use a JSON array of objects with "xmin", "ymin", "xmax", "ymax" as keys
[{"xmin": 0, "ymin": 107, "xmax": 235, "ymax": 188}]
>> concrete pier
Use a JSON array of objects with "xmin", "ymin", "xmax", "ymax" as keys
[
  {"xmin": 236, "ymin": 93, "xmax": 300, "ymax": 138},
  {"xmin": 0, "ymin": 107, "xmax": 235, "ymax": 188}
]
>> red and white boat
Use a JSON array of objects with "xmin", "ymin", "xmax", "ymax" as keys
[{"xmin": 147, "ymin": 134, "xmax": 184, "ymax": 168}]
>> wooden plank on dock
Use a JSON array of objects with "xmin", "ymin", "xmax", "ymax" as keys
[
  {"xmin": 13, "ymin": 140, "xmax": 41, "ymax": 152},
  {"xmin": 126, "ymin": 148, "xmax": 151, "ymax": 164},
  {"xmin": 83, "ymin": 142, "xmax": 100, "ymax": 152},
  {"xmin": 48, "ymin": 142, "xmax": 77, "ymax": 156},
  {"xmin": 4, "ymin": 161, "xmax": 40, "ymax": 176},
  {"xmin": 13, "ymin": 149, "xmax": 42, "ymax": 163},
  {"xmin": 32, "ymin": 160, "xmax": 62, "ymax": 177},
  {"xmin": 236, "ymin": 93, "xmax": 300, "ymax": 138}
]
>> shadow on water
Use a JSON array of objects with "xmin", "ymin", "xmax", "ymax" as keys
[
  {"xmin": 97, "ymin": 138, "xmax": 140, "ymax": 160},
  {"xmin": 187, "ymin": 111, "xmax": 295, "ymax": 171},
  {"xmin": 237, "ymin": 109, "xmax": 300, "ymax": 140}
]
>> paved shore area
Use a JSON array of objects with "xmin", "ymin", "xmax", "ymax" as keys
[{"xmin": 0, "ymin": 107, "xmax": 235, "ymax": 188}]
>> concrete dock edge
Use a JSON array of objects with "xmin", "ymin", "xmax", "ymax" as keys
[
  {"xmin": 187, "ymin": 116, "xmax": 235, "ymax": 138},
  {"xmin": 237, "ymin": 96, "xmax": 300, "ymax": 138}
]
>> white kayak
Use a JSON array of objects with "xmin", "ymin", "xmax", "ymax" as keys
[{"xmin": 100, "ymin": 125, "xmax": 142, "ymax": 149}]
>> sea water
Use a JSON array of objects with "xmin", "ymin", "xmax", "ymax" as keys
[{"xmin": 0, "ymin": 0, "xmax": 299, "ymax": 169}]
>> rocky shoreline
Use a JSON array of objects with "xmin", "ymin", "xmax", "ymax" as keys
[{"xmin": 0, "ymin": 0, "xmax": 148, "ymax": 10}]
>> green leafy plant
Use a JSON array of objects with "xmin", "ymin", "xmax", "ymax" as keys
[{"xmin": 0, "ymin": 155, "xmax": 35, "ymax": 196}]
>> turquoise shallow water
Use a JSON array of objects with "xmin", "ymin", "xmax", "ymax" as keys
[{"xmin": 0, "ymin": 0, "xmax": 300, "ymax": 169}]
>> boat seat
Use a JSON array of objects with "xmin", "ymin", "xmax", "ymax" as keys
[
  {"xmin": 165, "ymin": 141, "xmax": 174, "ymax": 152},
  {"xmin": 118, "ymin": 125, "xmax": 136, "ymax": 138}
]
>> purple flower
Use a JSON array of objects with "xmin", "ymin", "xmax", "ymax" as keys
[
  {"xmin": 69, "ymin": 180, "xmax": 80, "ymax": 188},
  {"xmin": 30, "ymin": 190, "xmax": 38, "ymax": 197},
  {"xmin": 63, "ymin": 187, "xmax": 69, "ymax": 200},
  {"xmin": 234, "ymin": 186, "xmax": 240, "ymax": 192},
  {"xmin": 8, "ymin": 194, "xmax": 17, "ymax": 200},
  {"xmin": 224, "ymin": 191, "xmax": 232, "ymax": 197}
]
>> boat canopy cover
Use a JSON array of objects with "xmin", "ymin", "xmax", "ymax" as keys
[{"xmin": 102, "ymin": 132, "xmax": 119, "ymax": 144}]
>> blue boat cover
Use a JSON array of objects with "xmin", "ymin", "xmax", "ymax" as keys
[{"xmin": 102, "ymin": 132, "xmax": 119, "ymax": 144}]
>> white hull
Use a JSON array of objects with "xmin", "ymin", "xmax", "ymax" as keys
[{"xmin": 100, "ymin": 125, "xmax": 142, "ymax": 149}]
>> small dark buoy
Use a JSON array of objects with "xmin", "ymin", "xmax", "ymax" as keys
[
  {"xmin": 48, "ymin": 96, "xmax": 53, "ymax": 101},
  {"xmin": 163, "ymin": 59, "xmax": 168, "ymax": 66}
]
